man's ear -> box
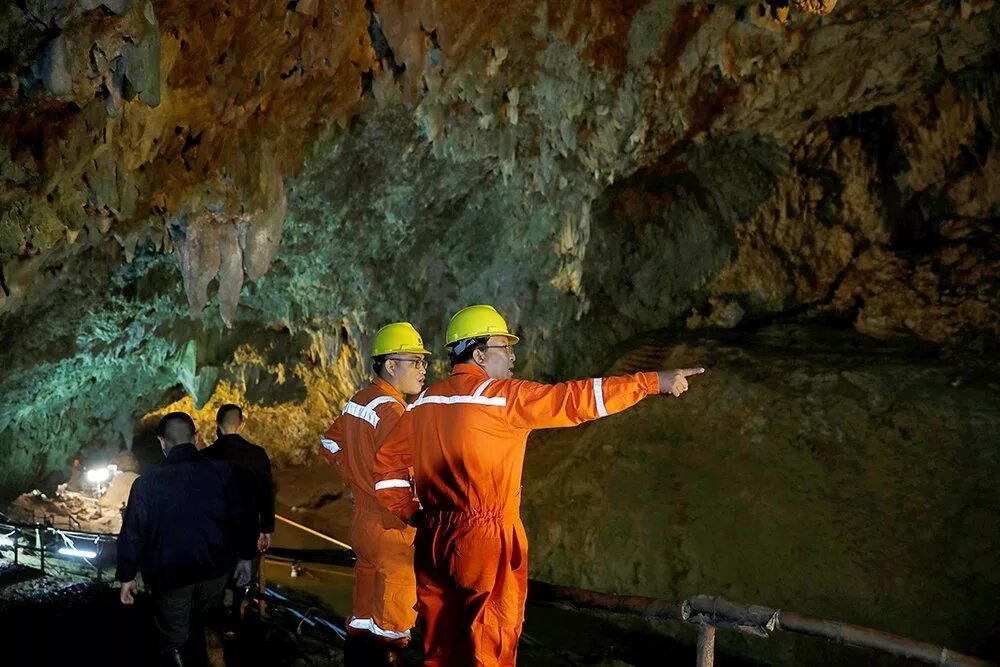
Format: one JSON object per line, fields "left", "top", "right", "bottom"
{"left": 384, "top": 359, "right": 396, "bottom": 378}
{"left": 157, "top": 436, "right": 167, "bottom": 451}
{"left": 472, "top": 348, "right": 486, "bottom": 365}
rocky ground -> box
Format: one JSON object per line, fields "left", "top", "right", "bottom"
{"left": 5, "top": 468, "right": 138, "bottom": 533}
{"left": 0, "top": 560, "right": 911, "bottom": 666}
{"left": 0, "top": 558, "right": 751, "bottom": 666}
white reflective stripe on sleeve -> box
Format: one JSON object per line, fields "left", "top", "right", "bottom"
{"left": 472, "top": 378, "right": 495, "bottom": 398}
{"left": 374, "top": 479, "right": 411, "bottom": 491}
{"left": 593, "top": 377, "right": 608, "bottom": 418}
{"left": 408, "top": 393, "right": 507, "bottom": 409}
{"left": 320, "top": 437, "right": 341, "bottom": 454}
{"left": 348, "top": 617, "right": 411, "bottom": 640}
{"left": 366, "top": 395, "right": 403, "bottom": 411}
{"left": 342, "top": 401, "right": 379, "bottom": 427}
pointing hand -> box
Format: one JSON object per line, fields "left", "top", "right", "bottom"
{"left": 657, "top": 368, "right": 706, "bottom": 397}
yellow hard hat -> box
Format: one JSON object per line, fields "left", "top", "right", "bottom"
{"left": 372, "top": 322, "right": 431, "bottom": 357}
{"left": 445, "top": 305, "right": 520, "bottom": 348}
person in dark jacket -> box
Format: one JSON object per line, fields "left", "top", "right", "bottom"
{"left": 203, "top": 404, "right": 275, "bottom": 550}
{"left": 117, "top": 412, "right": 254, "bottom": 667}
{"left": 202, "top": 403, "right": 275, "bottom": 620}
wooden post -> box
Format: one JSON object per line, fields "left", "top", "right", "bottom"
{"left": 697, "top": 625, "right": 716, "bottom": 667}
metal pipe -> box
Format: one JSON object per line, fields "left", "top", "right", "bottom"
{"left": 776, "top": 611, "right": 994, "bottom": 667}
{"left": 0, "top": 520, "right": 118, "bottom": 540}
{"left": 526, "top": 586, "right": 994, "bottom": 666}
{"left": 527, "top": 580, "right": 686, "bottom": 620}
{"left": 688, "top": 595, "right": 778, "bottom": 636}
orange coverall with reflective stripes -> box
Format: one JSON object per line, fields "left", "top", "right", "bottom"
{"left": 373, "top": 362, "right": 660, "bottom": 666}
{"left": 320, "top": 377, "right": 418, "bottom": 641}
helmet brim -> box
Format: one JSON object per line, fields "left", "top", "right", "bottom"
{"left": 445, "top": 333, "right": 519, "bottom": 349}
{"left": 372, "top": 347, "right": 432, "bottom": 357}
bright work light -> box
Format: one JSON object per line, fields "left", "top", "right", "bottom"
{"left": 58, "top": 547, "right": 97, "bottom": 559}
{"left": 85, "top": 467, "right": 110, "bottom": 484}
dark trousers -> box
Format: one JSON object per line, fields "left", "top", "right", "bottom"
{"left": 153, "top": 573, "right": 228, "bottom": 657}
{"left": 228, "top": 556, "right": 260, "bottom": 624}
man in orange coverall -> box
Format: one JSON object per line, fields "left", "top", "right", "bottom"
{"left": 319, "top": 322, "right": 429, "bottom": 659}
{"left": 373, "top": 304, "right": 704, "bottom": 666}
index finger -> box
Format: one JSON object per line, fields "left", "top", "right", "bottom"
{"left": 679, "top": 367, "right": 706, "bottom": 377}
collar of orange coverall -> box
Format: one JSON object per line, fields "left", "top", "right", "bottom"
{"left": 450, "top": 362, "right": 488, "bottom": 379}
{"left": 371, "top": 375, "right": 406, "bottom": 402}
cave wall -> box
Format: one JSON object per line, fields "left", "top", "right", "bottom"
{"left": 1, "top": 2, "right": 996, "bottom": 490}
{"left": 522, "top": 328, "right": 1000, "bottom": 662}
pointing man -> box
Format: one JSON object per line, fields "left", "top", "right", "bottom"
{"left": 373, "top": 305, "right": 704, "bottom": 666}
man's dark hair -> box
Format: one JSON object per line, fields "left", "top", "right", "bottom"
{"left": 216, "top": 404, "right": 244, "bottom": 429}
{"left": 157, "top": 412, "right": 196, "bottom": 446}
{"left": 371, "top": 354, "right": 389, "bottom": 376}
{"left": 448, "top": 337, "right": 488, "bottom": 367}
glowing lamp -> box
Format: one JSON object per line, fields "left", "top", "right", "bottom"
{"left": 58, "top": 547, "right": 97, "bottom": 559}
{"left": 85, "top": 467, "right": 110, "bottom": 484}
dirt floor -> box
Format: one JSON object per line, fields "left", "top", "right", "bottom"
{"left": 0, "top": 560, "right": 741, "bottom": 667}
{"left": 0, "top": 567, "right": 335, "bottom": 666}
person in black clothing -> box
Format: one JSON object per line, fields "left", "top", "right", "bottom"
{"left": 202, "top": 404, "right": 276, "bottom": 621}
{"left": 117, "top": 412, "right": 254, "bottom": 667}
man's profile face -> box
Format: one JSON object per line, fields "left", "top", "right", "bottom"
{"left": 477, "top": 335, "right": 516, "bottom": 379}
{"left": 386, "top": 354, "right": 427, "bottom": 395}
